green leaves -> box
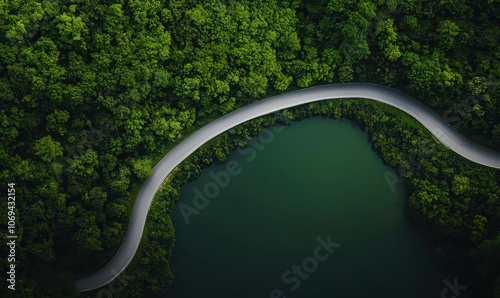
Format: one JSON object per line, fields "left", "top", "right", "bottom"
{"left": 74, "top": 214, "right": 102, "bottom": 251}
{"left": 451, "top": 175, "right": 470, "bottom": 195}
{"left": 186, "top": 4, "right": 210, "bottom": 26}
{"left": 409, "top": 178, "right": 458, "bottom": 233}
{"left": 131, "top": 157, "right": 153, "bottom": 180}
{"left": 5, "top": 20, "right": 27, "bottom": 44}
{"left": 470, "top": 232, "right": 500, "bottom": 269}
{"left": 240, "top": 71, "right": 268, "bottom": 97}
{"left": 376, "top": 18, "right": 401, "bottom": 62}
{"left": 32, "top": 135, "right": 63, "bottom": 163}
{"left": 55, "top": 12, "right": 87, "bottom": 48}
{"left": 46, "top": 109, "right": 69, "bottom": 135}
{"left": 1, "top": 0, "right": 500, "bottom": 296}
{"left": 166, "top": 0, "right": 300, "bottom": 108}
{"left": 470, "top": 215, "right": 487, "bottom": 242}
{"left": 435, "top": 19, "right": 460, "bottom": 50}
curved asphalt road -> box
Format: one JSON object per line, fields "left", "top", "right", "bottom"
{"left": 74, "top": 83, "right": 500, "bottom": 291}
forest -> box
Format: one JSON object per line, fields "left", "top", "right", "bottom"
{"left": 0, "top": 0, "right": 499, "bottom": 297}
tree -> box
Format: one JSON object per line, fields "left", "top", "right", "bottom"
{"left": 110, "top": 166, "right": 131, "bottom": 194}
{"left": 436, "top": 20, "right": 460, "bottom": 50}
{"left": 470, "top": 215, "right": 487, "bottom": 242}
{"left": 409, "top": 179, "right": 457, "bottom": 233}
{"left": 493, "top": 124, "right": 500, "bottom": 149}
{"left": 451, "top": 175, "right": 469, "bottom": 195}
{"left": 46, "top": 109, "right": 70, "bottom": 136}
{"left": 131, "top": 157, "right": 153, "bottom": 180}
{"left": 74, "top": 214, "right": 102, "bottom": 251}
{"left": 32, "top": 136, "right": 63, "bottom": 163}
{"left": 470, "top": 232, "right": 500, "bottom": 271}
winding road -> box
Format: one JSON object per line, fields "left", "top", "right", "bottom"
{"left": 74, "top": 83, "right": 500, "bottom": 292}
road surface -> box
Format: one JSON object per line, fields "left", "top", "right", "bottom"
{"left": 74, "top": 83, "right": 500, "bottom": 292}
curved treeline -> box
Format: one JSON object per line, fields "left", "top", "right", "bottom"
{"left": 0, "top": 0, "right": 499, "bottom": 297}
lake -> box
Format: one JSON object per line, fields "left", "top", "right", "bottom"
{"left": 164, "top": 117, "right": 448, "bottom": 297}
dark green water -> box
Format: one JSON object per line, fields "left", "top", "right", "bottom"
{"left": 165, "top": 117, "right": 448, "bottom": 298}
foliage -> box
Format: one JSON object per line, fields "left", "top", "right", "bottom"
{"left": 1, "top": 0, "right": 499, "bottom": 297}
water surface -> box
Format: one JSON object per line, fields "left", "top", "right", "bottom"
{"left": 165, "top": 117, "right": 447, "bottom": 297}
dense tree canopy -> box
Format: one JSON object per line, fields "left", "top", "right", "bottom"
{"left": 0, "top": 0, "right": 499, "bottom": 297}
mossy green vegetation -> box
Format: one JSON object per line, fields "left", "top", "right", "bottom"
{"left": 1, "top": 0, "right": 499, "bottom": 297}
